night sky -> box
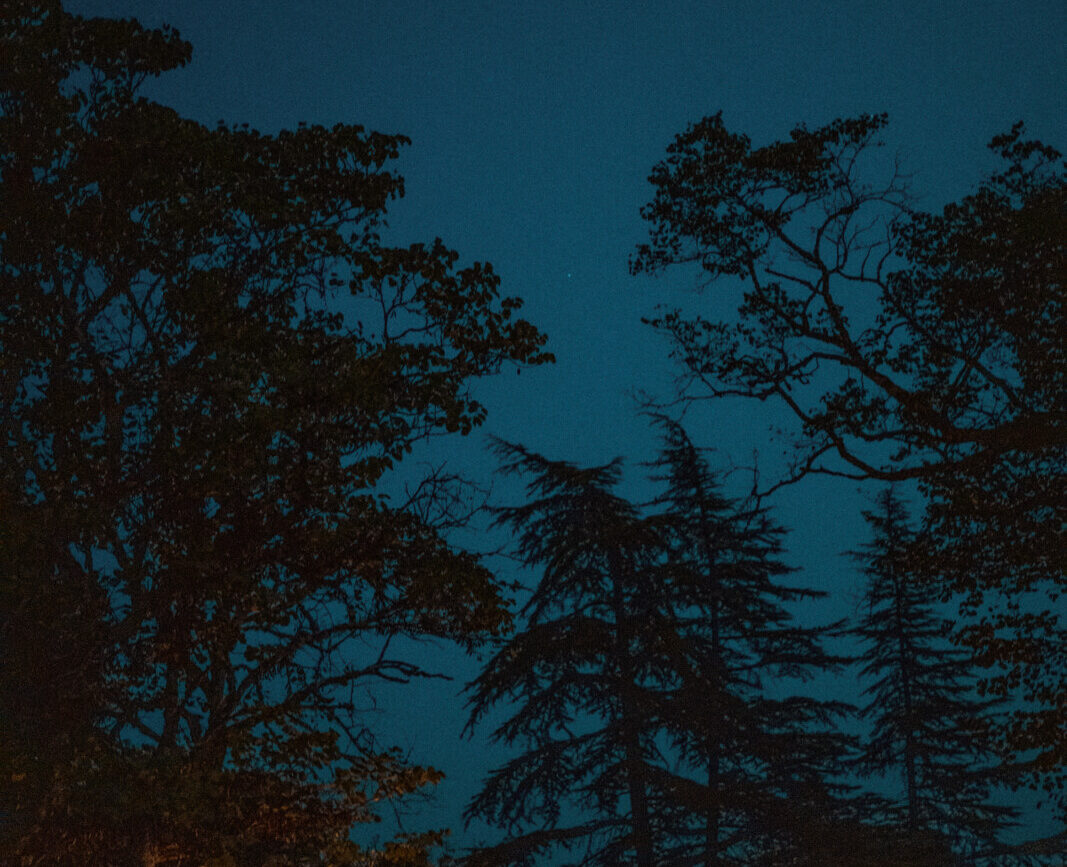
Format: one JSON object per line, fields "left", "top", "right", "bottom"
{"left": 67, "top": 0, "right": 1067, "bottom": 853}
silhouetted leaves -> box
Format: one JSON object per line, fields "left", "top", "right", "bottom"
{"left": 635, "top": 110, "right": 1065, "bottom": 824}
{"left": 463, "top": 441, "right": 665, "bottom": 866}
{"left": 0, "top": 2, "right": 549, "bottom": 863}
{"left": 643, "top": 415, "right": 861, "bottom": 864}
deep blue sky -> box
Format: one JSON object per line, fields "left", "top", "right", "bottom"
{"left": 69, "top": 0, "right": 1066, "bottom": 852}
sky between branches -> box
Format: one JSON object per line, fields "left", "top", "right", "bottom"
{"left": 66, "top": 0, "right": 1067, "bottom": 850}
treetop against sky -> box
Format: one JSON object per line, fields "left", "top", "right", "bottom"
{"left": 7, "top": 0, "right": 1065, "bottom": 861}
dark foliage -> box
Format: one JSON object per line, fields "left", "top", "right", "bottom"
{"left": 633, "top": 111, "right": 1065, "bottom": 821}
{"left": 0, "top": 2, "right": 550, "bottom": 863}
{"left": 642, "top": 415, "right": 861, "bottom": 865}
{"left": 462, "top": 428, "right": 865, "bottom": 866}
{"left": 850, "top": 489, "right": 1020, "bottom": 862}
{"left": 462, "top": 441, "right": 668, "bottom": 866}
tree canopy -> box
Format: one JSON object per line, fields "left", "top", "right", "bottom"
{"left": 462, "top": 441, "right": 667, "bottom": 866}
{"left": 0, "top": 2, "right": 550, "bottom": 863}
{"left": 633, "top": 111, "right": 1065, "bottom": 817}
{"left": 643, "top": 415, "right": 860, "bottom": 865}
{"left": 3, "top": 3, "right": 1064, "bottom": 861}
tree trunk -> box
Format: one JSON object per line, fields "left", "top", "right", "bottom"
{"left": 698, "top": 501, "right": 723, "bottom": 866}
{"left": 610, "top": 551, "right": 655, "bottom": 867}
{"left": 893, "top": 569, "right": 919, "bottom": 830}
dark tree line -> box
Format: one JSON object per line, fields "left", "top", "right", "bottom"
{"left": 458, "top": 98, "right": 1063, "bottom": 867}
{"left": 459, "top": 428, "right": 1039, "bottom": 866}
{"left": 2, "top": 2, "right": 1064, "bottom": 865}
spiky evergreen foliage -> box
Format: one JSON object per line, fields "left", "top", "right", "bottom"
{"left": 851, "top": 488, "right": 1022, "bottom": 863}
{"left": 462, "top": 426, "right": 875, "bottom": 866}
{"left": 643, "top": 415, "right": 863, "bottom": 865}
{"left": 461, "top": 439, "right": 671, "bottom": 866}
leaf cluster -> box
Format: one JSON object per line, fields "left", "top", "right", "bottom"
{"left": 633, "top": 109, "right": 1065, "bottom": 820}
{"left": 1, "top": 3, "right": 551, "bottom": 863}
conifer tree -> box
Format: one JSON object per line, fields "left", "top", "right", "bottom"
{"left": 462, "top": 439, "right": 686, "bottom": 866}
{"left": 633, "top": 112, "right": 1065, "bottom": 812}
{"left": 644, "top": 416, "right": 862, "bottom": 865}
{"left": 463, "top": 428, "right": 871, "bottom": 866}
{"left": 850, "top": 488, "right": 1021, "bottom": 863}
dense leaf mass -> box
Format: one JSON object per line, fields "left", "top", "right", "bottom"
{"left": 633, "top": 111, "right": 1065, "bottom": 819}
{"left": 0, "top": 2, "right": 549, "bottom": 863}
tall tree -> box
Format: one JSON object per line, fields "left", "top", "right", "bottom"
{"left": 463, "top": 430, "right": 872, "bottom": 866}
{"left": 643, "top": 415, "right": 861, "bottom": 866}
{"left": 632, "top": 112, "right": 1065, "bottom": 819}
{"left": 0, "top": 3, "right": 550, "bottom": 864}
{"left": 461, "top": 441, "right": 668, "bottom": 867}
{"left": 850, "top": 488, "right": 1019, "bottom": 862}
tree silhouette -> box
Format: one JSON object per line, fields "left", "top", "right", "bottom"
{"left": 632, "top": 112, "right": 1065, "bottom": 820}
{"left": 462, "top": 441, "right": 668, "bottom": 866}
{"left": 896, "top": 143, "right": 1066, "bottom": 819}
{"left": 850, "top": 489, "right": 1020, "bottom": 863}
{"left": 463, "top": 429, "right": 872, "bottom": 866}
{"left": 643, "top": 415, "right": 861, "bottom": 865}
{"left": 1, "top": 3, "right": 550, "bottom": 863}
